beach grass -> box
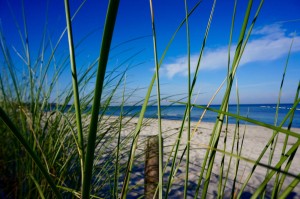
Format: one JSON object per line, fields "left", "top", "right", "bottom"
{"left": 1, "top": 0, "right": 300, "bottom": 198}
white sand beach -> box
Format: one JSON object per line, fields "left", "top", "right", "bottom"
{"left": 117, "top": 117, "right": 300, "bottom": 198}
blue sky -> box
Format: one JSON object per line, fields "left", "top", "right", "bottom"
{"left": 0, "top": 0, "right": 299, "bottom": 105}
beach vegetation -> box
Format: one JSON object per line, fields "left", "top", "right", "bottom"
{"left": 0, "top": 0, "right": 299, "bottom": 198}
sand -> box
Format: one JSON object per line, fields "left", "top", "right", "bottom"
{"left": 116, "top": 117, "right": 300, "bottom": 198}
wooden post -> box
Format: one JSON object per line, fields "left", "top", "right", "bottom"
{"left": 145, "top": 135, "right": 160, "bottom": 199}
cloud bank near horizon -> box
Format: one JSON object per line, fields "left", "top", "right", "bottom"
{"left": 160, "top": 23, "right": 300, "bottom": 78}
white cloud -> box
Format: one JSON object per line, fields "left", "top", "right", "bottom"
{"left": 251, "top": 23, "right": 285, "bottom": 39}
{"left": 161, "top": 23, "right": 300, "bottom": 78}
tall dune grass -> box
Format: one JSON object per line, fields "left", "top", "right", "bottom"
{"left": 0, "top": 0, "right": 300, "bottom": 198}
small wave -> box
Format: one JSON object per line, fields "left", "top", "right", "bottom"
{"left": 260, "top": 106, "right": 271, "bottom": 109}
{"left": 286, "top": 108, "right": 300, "bottom": 111}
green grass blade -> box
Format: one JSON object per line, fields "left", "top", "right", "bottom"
{"left": 149, "top": 0, "right": 163, "bottom": 198}
{"left": 183, "top": 0, "right": 191, "bottom": 198}
{"left": 230, "top": 80, "right": 241, "bottom": 197}
{"left": 0, "top": 107, "right": 62, "bottom": 199}
{"left": 227, "top": 0, "right": 237, "bottom": 78}
{"left": 29, "top": 174, "right": 46, "bottom": 199}
{"left": 164, "top": 109, "right": 188, "bottom": 198}
{"left": 220, "top": 80, "right": 239, "bottom": 199}
{"left": 279, "top": 173, "right": 300, "bottom": 199}
{"left": 64, "top": 0, "right": 85, "bottom": 187}
{"left": 21, "top": 0, "right": 34, "bottom": 115}
{"left": 82, "top": 1, "right": 120, "bottom": 198}
{"left": 113, "top": 75, "right": 126, "bottom": 199}
{"left": 232, "top": 117, "right": 247, "bottom": 198}
{"left": 217, "top": 108, "right": 228, "bottom": 199}
{"left": 275, "top": 81, "right": 300, "bottom": 195}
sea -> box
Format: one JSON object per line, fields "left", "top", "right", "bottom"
{"left": 104, "top": 104, "right": 300, "bottom": 128}
{"left": 47, "top": 103, "right": 300, "bottom": 128}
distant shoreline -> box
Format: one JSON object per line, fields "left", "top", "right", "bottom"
{"left": 44, "top": 103, "right": 300, "bottom": 128}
